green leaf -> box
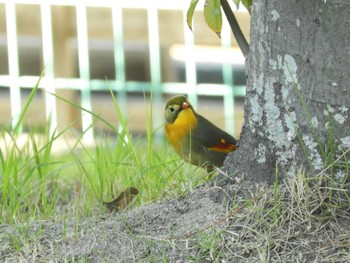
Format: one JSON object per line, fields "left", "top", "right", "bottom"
{"left": 187, "top": 0, "right": 199, "bottom": 31}
{"left": 233, "top": 0, "right": 240, "bottom": 9}
{"left": 204, "top": 0, "right": 222, "bottom": 37}
{"left": 241, "top": 0, "right": 253, "bottom": 11}
{"left": 14, "top": 72, "right": 43, "bottom": 133}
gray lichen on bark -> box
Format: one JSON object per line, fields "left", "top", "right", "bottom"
{"left": 224, "top": 0, "right": 350, "bottom": 183}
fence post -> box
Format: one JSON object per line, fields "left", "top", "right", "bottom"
{"left": 221, "top": 21, "right": 235, "bottom": 135}
{"left": 76, "top": 1, "right": 93, "bottom": 143}
{"left": 112, "top": 3, "right": 127, "bottom": 136}
{"left": 147, "top": 4, "right": 163, "bottom": 135}
{"left": 182, "top": 7, "right": 198, "bottom": 108}
{"left": 41, "top": 2, "right": 57, "bottom": 136}
{"left": 5, "top": 1, "right": 21, "bottom": 132}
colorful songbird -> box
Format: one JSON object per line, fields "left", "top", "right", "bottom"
{"left": 164, "top": 95, "right": 238, "bottom": 175}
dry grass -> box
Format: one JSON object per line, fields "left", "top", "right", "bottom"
{"left": 211, "top": 173, "right": 350, "bottom": 262}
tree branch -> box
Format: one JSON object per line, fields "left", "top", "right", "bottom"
{"left": 220, "top": 0, "right": 249, "bottom": 58}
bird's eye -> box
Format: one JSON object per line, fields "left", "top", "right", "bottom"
{"left": 169, "top": 106, "right": 175, "bottom": 112}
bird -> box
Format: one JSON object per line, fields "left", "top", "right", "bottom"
{"left": 104, "top": 187, "right": 139, "bottom": 212}
{"left": 164, "top": 95, "right": 238, "bottom": 176}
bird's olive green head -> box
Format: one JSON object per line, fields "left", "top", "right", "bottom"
{"left": 164, "top": 95, "right": 192, "bottom": 124}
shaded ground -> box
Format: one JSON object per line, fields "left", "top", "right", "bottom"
{"left": 1, "top": 176, "right": 350, "bottom": 262}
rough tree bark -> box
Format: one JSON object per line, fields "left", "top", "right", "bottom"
{"left": 224, "top": 0, "right": 350, "bottom": 184}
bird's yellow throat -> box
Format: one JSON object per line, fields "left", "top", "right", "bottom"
{"left": 165, "top": 108, "right": 197, "bottom": 151}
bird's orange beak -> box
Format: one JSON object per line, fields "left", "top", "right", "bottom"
{"left": 181, "top": 101, "right": 190, "bottom": 110}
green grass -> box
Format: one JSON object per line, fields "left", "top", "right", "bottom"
{"left": 0, "top": 82, "right": 207, "bottom": 224}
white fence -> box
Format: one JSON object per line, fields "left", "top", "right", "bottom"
{"left": 0, "top": 0, "right": 246, "bottom": 142}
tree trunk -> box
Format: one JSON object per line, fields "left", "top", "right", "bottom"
{"left": 224, "top": 0, "right": 350, "bottom": 184}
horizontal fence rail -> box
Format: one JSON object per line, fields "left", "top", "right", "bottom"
{"left": 0, "top": 0, "right": 246, "bottom": 142}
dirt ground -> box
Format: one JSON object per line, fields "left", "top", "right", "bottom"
{"left": 1, "top": 178, "right": 350, "bottom": 262}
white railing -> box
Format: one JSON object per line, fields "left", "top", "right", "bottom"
{"left": 0, "top": 0, "right": 246, "bottom": 142}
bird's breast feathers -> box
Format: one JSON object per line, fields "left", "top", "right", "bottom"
{"left": 165, "top": 108, "right": 197, "bottom": 151}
